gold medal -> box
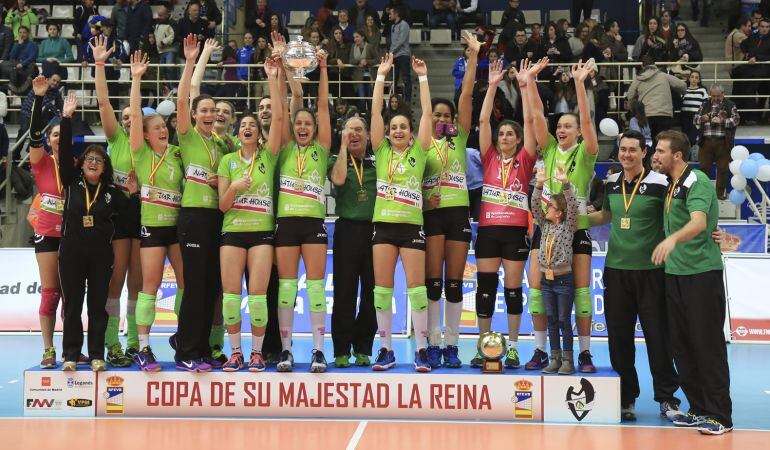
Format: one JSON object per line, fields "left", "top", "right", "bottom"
{"left": 440, "top": 172, "right": 449, "bottom": 183}
{"left": 621, "top": 167, "right": 645, "bottom": 227}
{"left": 83, "top": 182, "right": 101, "bottom": 229}
{"left": 544, "top": 268, "right": 554, "bottom": 280}
{"left": 82, "top": 215, "right": 94, "bottom": 227}
{"left": 149, "top": 189, "right": 159, "bottom": 201}
{"left": 384, "top": 188, "right": 395, "bottom": 201}
{"left": 357, "top": 189, "right": 369, "bottom": 202}
{"left": 294, "top": 181, "right": 305, "bottom": 192}
{"left": 620, "top": 217, "right": 631, "bottom": 230}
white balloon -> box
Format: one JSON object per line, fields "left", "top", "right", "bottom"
{"left": 599, "top": 118, "right": 619, "bottom": 137}
{"left": 729, "top": 160, "right": 743, "bottom": 176}
{"left": 156, "top": 100, "right": 176, "bottom": 117}
{"left": 731, "top": 175, "right": 747, "bottom": 190}
{"left": 731, "top": 145, "right": 750, "bottom": 161}
{"left": 758, "top": 165, "right": 770, "bottom": 182}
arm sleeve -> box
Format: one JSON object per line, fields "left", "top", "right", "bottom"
{"left": 58, "top": 116, "right": 75, "bottom": 186}
{"left": 28, "top": 94, "right": 44, "bottom": 148}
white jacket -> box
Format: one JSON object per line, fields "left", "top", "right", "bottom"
{"left": 155, "top": 22, "right": 176, "bottom": 54}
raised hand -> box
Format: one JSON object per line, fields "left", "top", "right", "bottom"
{"left": 535, "top": 165, "right": 547, "bottom": 187}
{"left": 555, "top": 167, "right": 569, "bottom": 185}
{"left": 571, "top": 59, "right": 592, "bottom": 83}
{"left": 488, "top": 59, "right": 504, "bottom": 85}
{"left": 528, "top": 57, "right": 550, "bottom": 78}
{"left": 126, "top": 170, "right": 139, "bottom": 195}
{"left": 203, "top": 38, "right": 221, "bottom": 53}
{"left": 513, "top": 58, "right": 531, "bottom": 85}
{"left": 183, "top": 34, "right": 200, "bottom": 61}
{"left": 316, "top": 49, "right": 328, "bottom": 69}
{"left": 129, "top": 50, "right": 149, "bottom": 79}
{"left": 271, "top": 31, "right": 287, "bottom": 57}
{"left": 462, "top": 30, "right": 483, "bottom": 55}
{"left": 377, "top": 53, "right": 394, "bottom": 76}
{"left": 412, "top": 56, "right": 427, "bottom": 77}
{"left": 88, "top": 34, "right": 114, "bottom": 63}
{"left": 32, "top": 75, "right": 48, "bottom": 96}
{"left": 340, "top": 129, "right": 350, "bottom": 149}
{"left": 62, "top": 92, "right": 78, "bottom": 118}
{"left": 263, "top": 57, "right": 278, "bottom": 78}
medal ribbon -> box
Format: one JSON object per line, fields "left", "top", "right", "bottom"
{"left": 545, "top": 224, "right": 557, "bottom": 266}
{"left": 196, "top": 130, "right": 217, "bottom": 169}
{"left": 622, "top": 167, "right": 645, "bottom": 217}
{"left": 350, "top": 154, "right": 365, "bottom": 190}
{"left": 500, "top": 154, "right": 514, "bottom": 189}
{"left": 296, "top": 144, "right": 309, "bottom": 179}
{"left": 387, "top": 147, "right": 410, "bottom": 185}
{"left": 431, "top": 137, "right": 449, "bottom": 183}
{"left": 149, "top": 147, "right": 170, "bottom": 186}
{"left": 84, "top": 182, "right": 102, "bottom": 216}
{"left": 666, "top": 164, "right": 688, "bottom": 214}
{"left": 239, "top": 148, "right": 258, "bottom": 178}
{"left": 51, "top": 155, "right": 63, "bottom": 194}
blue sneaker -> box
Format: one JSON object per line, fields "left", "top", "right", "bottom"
{"left": 443, "top": 345, "right": 462, "bottom": 368}
{"left": 660, "top": 401, "right": 686, "bottom": 421}
{"left": 175, "top": 359, "right": 212, "bottom": 373}
{"left": 697, "top": 419, "right": 733, "bottom": 435}
{"left": 672, "top": 413, "right": 707, "bottom": 427}
{"left": 524, "top": 349, "right": 549, "bottom": 370}
{"left": 427, "top": 345, "right": 442, "bottom": 368}
{"left": 414, "top": 348, "right": 431, "bottom": 373}
{"left": 372, "top": 347, "right": 396, "bottom": 371}
{"left": 222, "top": 352, "right": 244, "bottom": 372}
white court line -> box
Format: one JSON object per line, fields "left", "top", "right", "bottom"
{"left": 346, "top": 420, "right": 368, "bottom": 450}
{"left": 7, "top": 380, "right": 17, "bottom": 384}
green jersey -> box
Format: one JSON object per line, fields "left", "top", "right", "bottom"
{"left": 134, "top": 144, "right": 185, "bottom": 227}
{"left": 328, "top": 151, "right": 376, "bottom": 221}
{"left": 215, "top": 132, "right": 240, "bottom": 154}
{"left": 218, "top": 148, "right": 278, "bottom": 232}
{"left": 277, "top": 140, "right": 330, "bottom": 219}
{"left": 422, "top": 125, "right": 470, "bottom": 209}
{"left": 540, "top": 135, "right": 598, "bottom": 230}
{"left": 107, "top": 127, "right": 134, "bottom": 198}
{"left": 663, "top": 166, "right": 723, "bottom": 275}
{"left": 178, "top": 128, "right": 225, "bottom": 209}
{"left": 373, "top": 140, "right": 427, "bottom": 226}
{"left": 603, "top": 170, "right": 668, "bottom": 270}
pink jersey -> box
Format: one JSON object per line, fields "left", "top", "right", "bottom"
{"left": 31, "top": 153, "right": 65, "bottom": 237}
{"left": 479, "top": 146, "right": 536, "bottom": 227}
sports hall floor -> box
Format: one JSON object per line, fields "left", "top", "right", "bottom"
{"left": 0, "top": 335, "right": 767, "bottom": 449}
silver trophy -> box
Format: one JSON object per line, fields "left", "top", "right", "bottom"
{"left": 282, "top": 36, "right": 318, "bottom": 80}
{"left": 477, "top": 331, "right": 506, "bottom": 373}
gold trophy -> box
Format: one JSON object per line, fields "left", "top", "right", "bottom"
{"left": 478, "top": 331, "right": 506, "bottom": 374}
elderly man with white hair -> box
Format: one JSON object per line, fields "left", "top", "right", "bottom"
{"left": 693, "top": 84, "right": 740, "bottom": 200}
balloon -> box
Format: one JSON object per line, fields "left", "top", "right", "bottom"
{"left": 156, "top": 100, "right": 176, "bottom": 117}
{"left": 728, "top": 189, "right": 746, "bottom": 205}
{"left": 730, "top": 175, "right": 747, "bottom": 190}
{"left": 759, "top": 159, "right": 770, "bottom": 167}
{"left": 758, "top": 165, "right": 770, "bottom": 182}
{"left": 731, "top": 145, "right": 750, "bottom": 161}
{"left": 740, "top": 159, "right": 759, "bottom": 179}
{"left": 599, "top": 118, "right": 619, "bottom": 137}
{"left": 729, "top": 160, "right": 743, "bottom": 176}
{"left": 142, "top": 106, "right": 157, "bottom": 115}
{"left": 749, "top": 153, "right": 765, "bottom": 162}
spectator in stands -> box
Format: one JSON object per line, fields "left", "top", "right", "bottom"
{"left": 19, "top": 72, "right": 61, "bottom": 139}
{"left": 382, "top": 1, "right": 411, "bottom": 41}
{"left": 627, "top": 100, "right": 653, "bottom": 152}
{"left": 626, "top": 54, "right": 686, "bottom": 144}
{"left": 138, "top": 32, "right": 161, "bottom": 102}
{"left": 166, "top": 112, "right": 177, "bottom": 145}
{"left": 388, "top": 6, "right": 412, "bottom": 101}
{"left": 475, "top": 25, "right": 495, "bottom": 60}
{"left": 503, "top": 29, "right": 536, "bottom": 70}
{"left": 318, "top": 0, "right": 337, "bottom": 36}
{"left": 349, "top": 29, "right": 378, "bottom": 112}
{"left": 497, "top": 64, "right": 522, "bottom": 121}
{"left": 199, "top": 0, "right": 222, "bottom": 33}
{"left": 734, "top": 17, "right": 770, "bottom": 124}
{"left": 452, "top": 45, "right": 470, "bottom": 102}
{"left": 498, "top": 0, "right": 526, "bottom": 52}
{"left": 457, "top": 0, "right": 480, "bottom": 30}
{"left": 569, "top": 22, "right": 589, "bottom": 60}
{"left": 587, "top": 20, "right": 627, "bottom": 92}
{"left": 477, "top": 46, "right": 504, "bottom": 82}
{"left": 248, "top": 0, "right": 273, "bottom": 41}
{"left": 328, "top": 26, "right": 352, "bottom": 97}
{"left": 694, "top": 84, "right": 739, "bottom": 199}
{"left": 680, "top": 70, "right": 708, "bottom": 151}
{"left": 266, "top": 14, "right": 289, "bottom": 45}
{"left": 125, "top": 0, "right": 153, "bottom": 53}
{"left": 111, "top": 0, "right": 129, "bottom": 41}
{"left": 85, "top": 19, "right": 127, "bottom": 110}
{"left": 384, "top": 93, "right": 410, "bottom": 119}
{"left": 237, "top": 32, "right": 255, "bottom": 82}
{"left": 75, "top": 0, "right": 98, "bottom": 40}
{"left": 725, "top": 15, "right": 751, "bottom": 66}
{"left": 430, "top": 0, "right": 457, "bottom": 37}
{"left": 4, "top": 0, "right": 36, "bottom": 40}
{"left": 667, "top": 23, "right": 702, "bottom": 73}
{"left": 529, "top": 23, "right": 543, "bottom": 46}
{"left": 466, "top": 146, "right": 482, "bottom": 220}
{"left": 37, "top": 24, "right": 73, "bottom": 81}
{"left": 155, "top": 5, "right": 177, "bottom": 89}
{"left": 0, "top": 89, "right": 7, "bottom": 123}
{"left": 177, "top": 2, "right": 211, "bottom": 52}
{"left": 337, "top": 10, "right": 355, "bottom": 43}
{"left": 349, "top": 0, "right": 381, "bottom": 31}
{"left": 600, "top": 19, "right": 628, "bottom": 62}
{"left": 537, "top": 22, "right": 573, "bottom": 71}
{"left": 751, "top": 9, "right": 762, "bottom": 33}
{"left": 302, "top": 17, "right": 328, "bottom": 47}
{"left": 571, "top": 0, "right": 593, "bottom": 26}
{"left": 4, "top": 25, "right": 36, "bottom": 93}
{"left": 557, "top": 18, "right": 571, "bottom": 38}
{"left": 250, "top": 35, "right": 269, "bottom": 98}
{"left": 308, "top": 30, "right": 323, "bottom": 50}
{"left": 0, "top": 23, "right": 12, "bottom": 62}
{"left": 659, "top": 9, "right": 674, "bottom": 41}
{"left": 588, "top": 68, "right": 609, "bottom": 129}
{"left": 632, "top": 16, "right": 667, "bottom": 61}
{"left": 364, "top": 14, "right": 382, "bottom": 50}
{"left": 550, "top": 68, "right": 576, "bottom": 130}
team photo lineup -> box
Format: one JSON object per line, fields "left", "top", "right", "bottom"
{"left": 16, "top": 4, "right": 738, "bottom": 439}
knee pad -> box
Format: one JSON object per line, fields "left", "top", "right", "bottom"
{"left": 38, "top": 288, "right": 60, "bottom": 317}
{"left": 135, "top": 291, "right": 157, "bottom": 327}
{"left": 574, "top": 287, "right": 593, "bottom": 318}
{"left": 528, "top": 288, "right": 544, "bottom": 315}
{"left": 248, "top": 295, "right": 268, "bottom": 328}
{"left": 426, "top": 278, "right": 443, "bottom": 301}
{"left": 174, "top": 288, "right": 184, "bottom": 316}
{"left": 374, "top": 286, "right": 394, "bottom": 311}
{"left": 222, "top": 293, "right": 242, "bottom": 326}
{"left": 278, "top": 279, "right": 298, "bottom": 309}
{"left": 407, "top": 286, "right": 428, "bottom": 312}
{"left": 445, "top": 279, "right": 463, "bottom": 303}
{"left": 475, "top": 272, "right": 499, "bottom": 319}
{"left": 306, "top": 279, "right": 326, "bottom": 313}
{"left": 105, "top": 297, "right": 120, "bottom": 317}
{"left": 505, "top": 287, "right": 524, "bottom": 315}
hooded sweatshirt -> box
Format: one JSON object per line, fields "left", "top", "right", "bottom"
{"left": 626, "top": 66, "right": 686, "bottom": 118}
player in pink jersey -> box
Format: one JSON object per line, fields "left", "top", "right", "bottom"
{"left": 470, "top": 60, "right": 538, "bottom": 368}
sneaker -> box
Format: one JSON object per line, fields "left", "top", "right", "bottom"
{"left": 578, "top": 350, "right": 597, "bottom": 373}
{"left": 697, "top": 419, "right": 733, "bottom": 435}
{"left": 277, "top": 350, "right": 294, "bottom": 372}
{"left": 673, "top": 413, "right": 708, "bottom": 427}
{"left": 90, "top": 359, "right": 106, "bottom": 372}
{"left": 175, "top": 359, "right": 212, "bottom": 373}
{"left": 470, "top": 352, "right": 484, "bottom": 368}
{"left": 168, "top": 333, "right": 178, "bottom": 351}
{"left": 40, "top": 347, "right": 57, "bottom": 369}
{"left": 443, "top": 345, "right": 462, "bottom": 368}
{"left": 660, "top": 401, "right": 686, "bottom": 421}
{"left": 135, "top": 347, "right": 162, "bottom": 372}
{"left": 125, "top": 347, "right": 139, "bottom": 360}
{"left": 248, "top": 352, "right": 266, "bottom": 372}
{"left": 558, "top": 350, "right": 576, "bottom": 375}
{"left": 202, "top": 355, "right": 224, "bottom": 370}
{"left": 621, "top": 403, "right": 637, "bottom": 422}
{"left": 542, "top": 350, "right": 562, "bottom": 374}
{"left": 334, "top": 355, "right": 351, "bottom": 368}
{"left": 525, "top": 349, "right": 549, "bottom": 370}
{"left": 311, "top": 350, "right": 327, "bottom": 373}
{"left": 353, "top": 353, "right": 371, "bottom": 367}
{"left": 211, "top": 345, "right": 228, "bottom": 366}
{"left": 265, "top": 352, "right": 280, "bottom": 366}
{"left": 372, "top": 348, "right": 396, "bottom": 371}
{"left": 504, "top": 347, "right": 520, "bottom": 369}
{"left": 106, "top": 344, "right": 133, "bottom": 368}
{"left": 222, "top": 352, "right": 244, "bottom": 372}
{"left": 414, "top": 348, "right": 431, "bottom": 373}
{"left": 427, "top": 346, "right": 443, "bottom": 368}
{"left": 62, "top": 361, "right": 77, "bottom": 371}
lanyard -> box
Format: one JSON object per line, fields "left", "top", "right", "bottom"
{"left": 296, "top": 144, "right": 309, "bottom": 179}
{"left": 84, "top": 182, "right": 101, "bottom": 215}
{"left": 239, "top": 148, "right": 258, "bottom": 178}
{"left": 350, "top": 154, "right": 365, "bottom": 190}
{"left": 666, "top": 164, "right": 688, "bottom": 214}
{"left": 195, "top": 130, "right": 218, "bottom": 169}
{"left": 51, "top": 155, "right": 63, "bottom": 194}
{"left": 387, "top": 147, "right": 410, "bottom": 185}
{"left": 431, "top": 137, "right": 449, "bottom": 173}
{"left": 149, "top": 147, "right": 169, "bottom": 186}
{"left": 500, "top": 153, "right": 514, "bottom": 189}
{"left": 545, "top": 224, "right": 557, "bottom": 265}
{"left": 622, "top": 167, "right": 645, "bottom": 216}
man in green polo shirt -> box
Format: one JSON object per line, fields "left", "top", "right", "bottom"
{"left": 589, "top": 130, "right": 682, "bottom": 423}
{"left": 328, "top": 117, "right": 378, "bottom": 369}
{"left": 651, "top": 130, "right": 733, "bottom": 436}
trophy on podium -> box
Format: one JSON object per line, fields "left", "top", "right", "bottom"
{"left": 282, "top": 36, "right": 319, "bottom": 80}
{"left": 477, "top": 331, "right": 506, "bottom": 374}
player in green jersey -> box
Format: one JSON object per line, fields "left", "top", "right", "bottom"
{"left": 191, "top": 55, "right": 240, "bottom": 155}
{"left": 127, "top": 50, "right": 185, "bottom": 372}
{"left": 91, "top": 34, "right": 136, "bottom": 367}
{"left": 525, "top": 58, "right": 600, "bottom": 372}
{"left": 369, "top": 53, "right": 434, "bottom": 372}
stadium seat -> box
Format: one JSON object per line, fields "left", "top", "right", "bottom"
{"left": 50, "top": 5, "right": 71, "bottom": 19}
{"left": 288, "top": 11, "right": 310, "bottom": 28}
{"left": 522, "top": 10, "right": 541, "bottom": 25}
{"left": 61, "top": 24, "right": 74, "bottom": 39}
{"left": 549, "top": 10, "right": 570, "bottom": 23}
{"left": 99, "top": 5, "right": 114, "bottom": 18}
{"left": 429, "top": 29, "right": 452, "bottom": 45}
{"left": 36, "top": 25, "right": 47, "bottom": 38}
{"left": 591, "top": 9, "right": 602, "bottom": 21}
{"left": 67, "top": 67, "right": 80, "bottom": 82}
{"left": 490, "top": 11, "right": 504, "bottom": 26}
{"left": 409, "top": 29, "right": 422, "bottom": 45}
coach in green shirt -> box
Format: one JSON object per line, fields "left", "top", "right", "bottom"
{"left": 328, "top": 116, "right": 378, "bottom": 369}
{"left": 589, "top": 130, "right": 681, "bottom": 423}
{"left": 651, "top": 130, "right": 732, "bottom": 436}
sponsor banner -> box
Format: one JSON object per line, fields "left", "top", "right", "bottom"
{"left": 542, "top": 375, "right": 620, "bottom": 423}
{"left": 719, "top": 224, "right": 767, "bottom": 254}
{"left": 725, "top": 255, "right": 770, "bottom": 341}
{"left": 96, "top": 370, "right": 543, "bottom": 420}
{"left": 23, "top": 370, "right": 96, "bottom": 417}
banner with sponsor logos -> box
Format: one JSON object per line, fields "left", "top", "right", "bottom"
{"left": 23, "top": 371, "right": 96, "bottom": 417}
{"left": 542, "top": 372, "right": 620, "bottom": 423}
{"left": 724, "top": 255, "right": 770, "bottom": 341}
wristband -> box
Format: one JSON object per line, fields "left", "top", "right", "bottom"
{"left": 376, "top": 74, "right": 386, "bottom": 82}
{"left": 518, "top": 83, "right": 527, "bottom": 88}
{"left": 418, "top": 75, "right": 428, "bottom": 83}
{"left": 95, "top": 61, "right": 105, "bottom": 67}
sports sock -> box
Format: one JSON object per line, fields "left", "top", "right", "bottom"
{"left": 535, "top": 330, "right": 547, "bottom": 352}
{"left": 311, "top": 311, "right": 325, "bottom": 351}
{"left": 105, "top": 316, "right": 120, "bottom": 348}
{"left": 139, "top": 334, "right": 150, "bottom": 351}
{"left": 507, "top": 339, "right": 518, "bottom": 350}
{"left": 579, "top": 336, "right": 590, "bottom": 352}
{"left": 228, "top": 331, "right": 241, "bottom": 355}
{"left": 252, "top": 335, "right": 265, "bottom": 353}
{"left": 444, "top": 301, "right": 463, "bottom": 346}
{"left": 412, "top": 310, "right": 428, "bottom": 350}
{"left": 427, "top": 300, "right": 442, "bottom": 345}
{"left": 277, "top": 307, "right": 294, "bottom": 351}
{"left": 376, "top": 310, "right": 393, "bottom": 350}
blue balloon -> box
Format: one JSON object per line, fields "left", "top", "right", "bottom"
{"left": 749, "top": 153, "right": 765, "bottom": 161}
{"left": 729, "top": 189, "right": 746, "bottom": 205}
{"left": 142, "top": 107, "right": 157, "bottom": 115}
{"left": 760, "top": 159, "right": 770, "bottom": 167}
{"left": 741, "top": 159, "right": 759, "bottom": 179}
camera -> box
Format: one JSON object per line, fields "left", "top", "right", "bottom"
{"left": 435, "top": 122, "right": 458, "bottom": 137}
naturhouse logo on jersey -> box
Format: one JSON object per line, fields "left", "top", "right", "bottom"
{"left": 104, "top": 376, "right": 125, "bottom": 414}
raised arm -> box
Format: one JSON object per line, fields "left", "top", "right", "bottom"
{"left": 264, "top": 57, "right": 283, "bottom": 157}
{"left": 531, "top": 165, "right": 547, "bottom": 224}
{"left": 330, "top": 130, "right": 350, "bottom": 186}
{"left": 129, "top": 51, "right": 149, "bottom": 152}
{"left": 413, "top": 56, "right": 433, "bottom": 151}
{"left": 90, "top": 35, "right": 119, "bottom": 139}
{"left": 458, "top": 30, "right": 481, "bottom": 132}
{"left": 28, "top": 76, "right": 49, "bottom": 165}
{"left": 479, "top": 60, "right": 503, "bottom": 157}
{"left": 191, "top": 38, "right": 220, "bottom": 103}
{"left": 571, "top": 60, "right": 598, "bottom": 155}
{"left": 370, "top": 52, "right": 393, "bottom": 149}
{"left": 270, "top": 31, "right": 295, "bottom": 147}
{"left": 58, "top": 94, "right": 77, "bottom": 187}
{"left": 516, "top": 60, "right": 537, "bottom": 158}
{"left": 177, "top": 34, "right": 201, "bottom": 136}
{"left": 316, "top": 49, "right": 331, "bottom": 149}
{"left": 525, "top": 57, "right": 551, "bottom": 150}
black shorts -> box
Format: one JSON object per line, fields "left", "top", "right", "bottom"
{"left": 531, "top": 226, "right": 593, "bottom": 256}
{"left": 221, "top": 231, "right": 274, "bottom": 249}
{"left": 114, "top": 208, "right": 141, "bottom": 240}
{"left": 372, "top": 222, "right": 426, "bottom": 250}
{"left": 273, "top": 217, "right": 328, "bottom": 247}
{"left": 474, "top": 226, "right": 529, "bottom": 261}
{"left": 33, "top": 235, "right": 60, "bottom": 253}
{"left": 140, "top": 226, "right": 179, "bottom": 248}
{"left": 423, "top": 206, "right": 472, "bottom": 242}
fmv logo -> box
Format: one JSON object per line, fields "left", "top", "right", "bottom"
{"left": 26, "top": 398, "right": 54, "bottom": 408}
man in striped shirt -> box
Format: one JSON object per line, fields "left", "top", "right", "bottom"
{"left": 694, "top": 84, "right": 740, "bottom": 200}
